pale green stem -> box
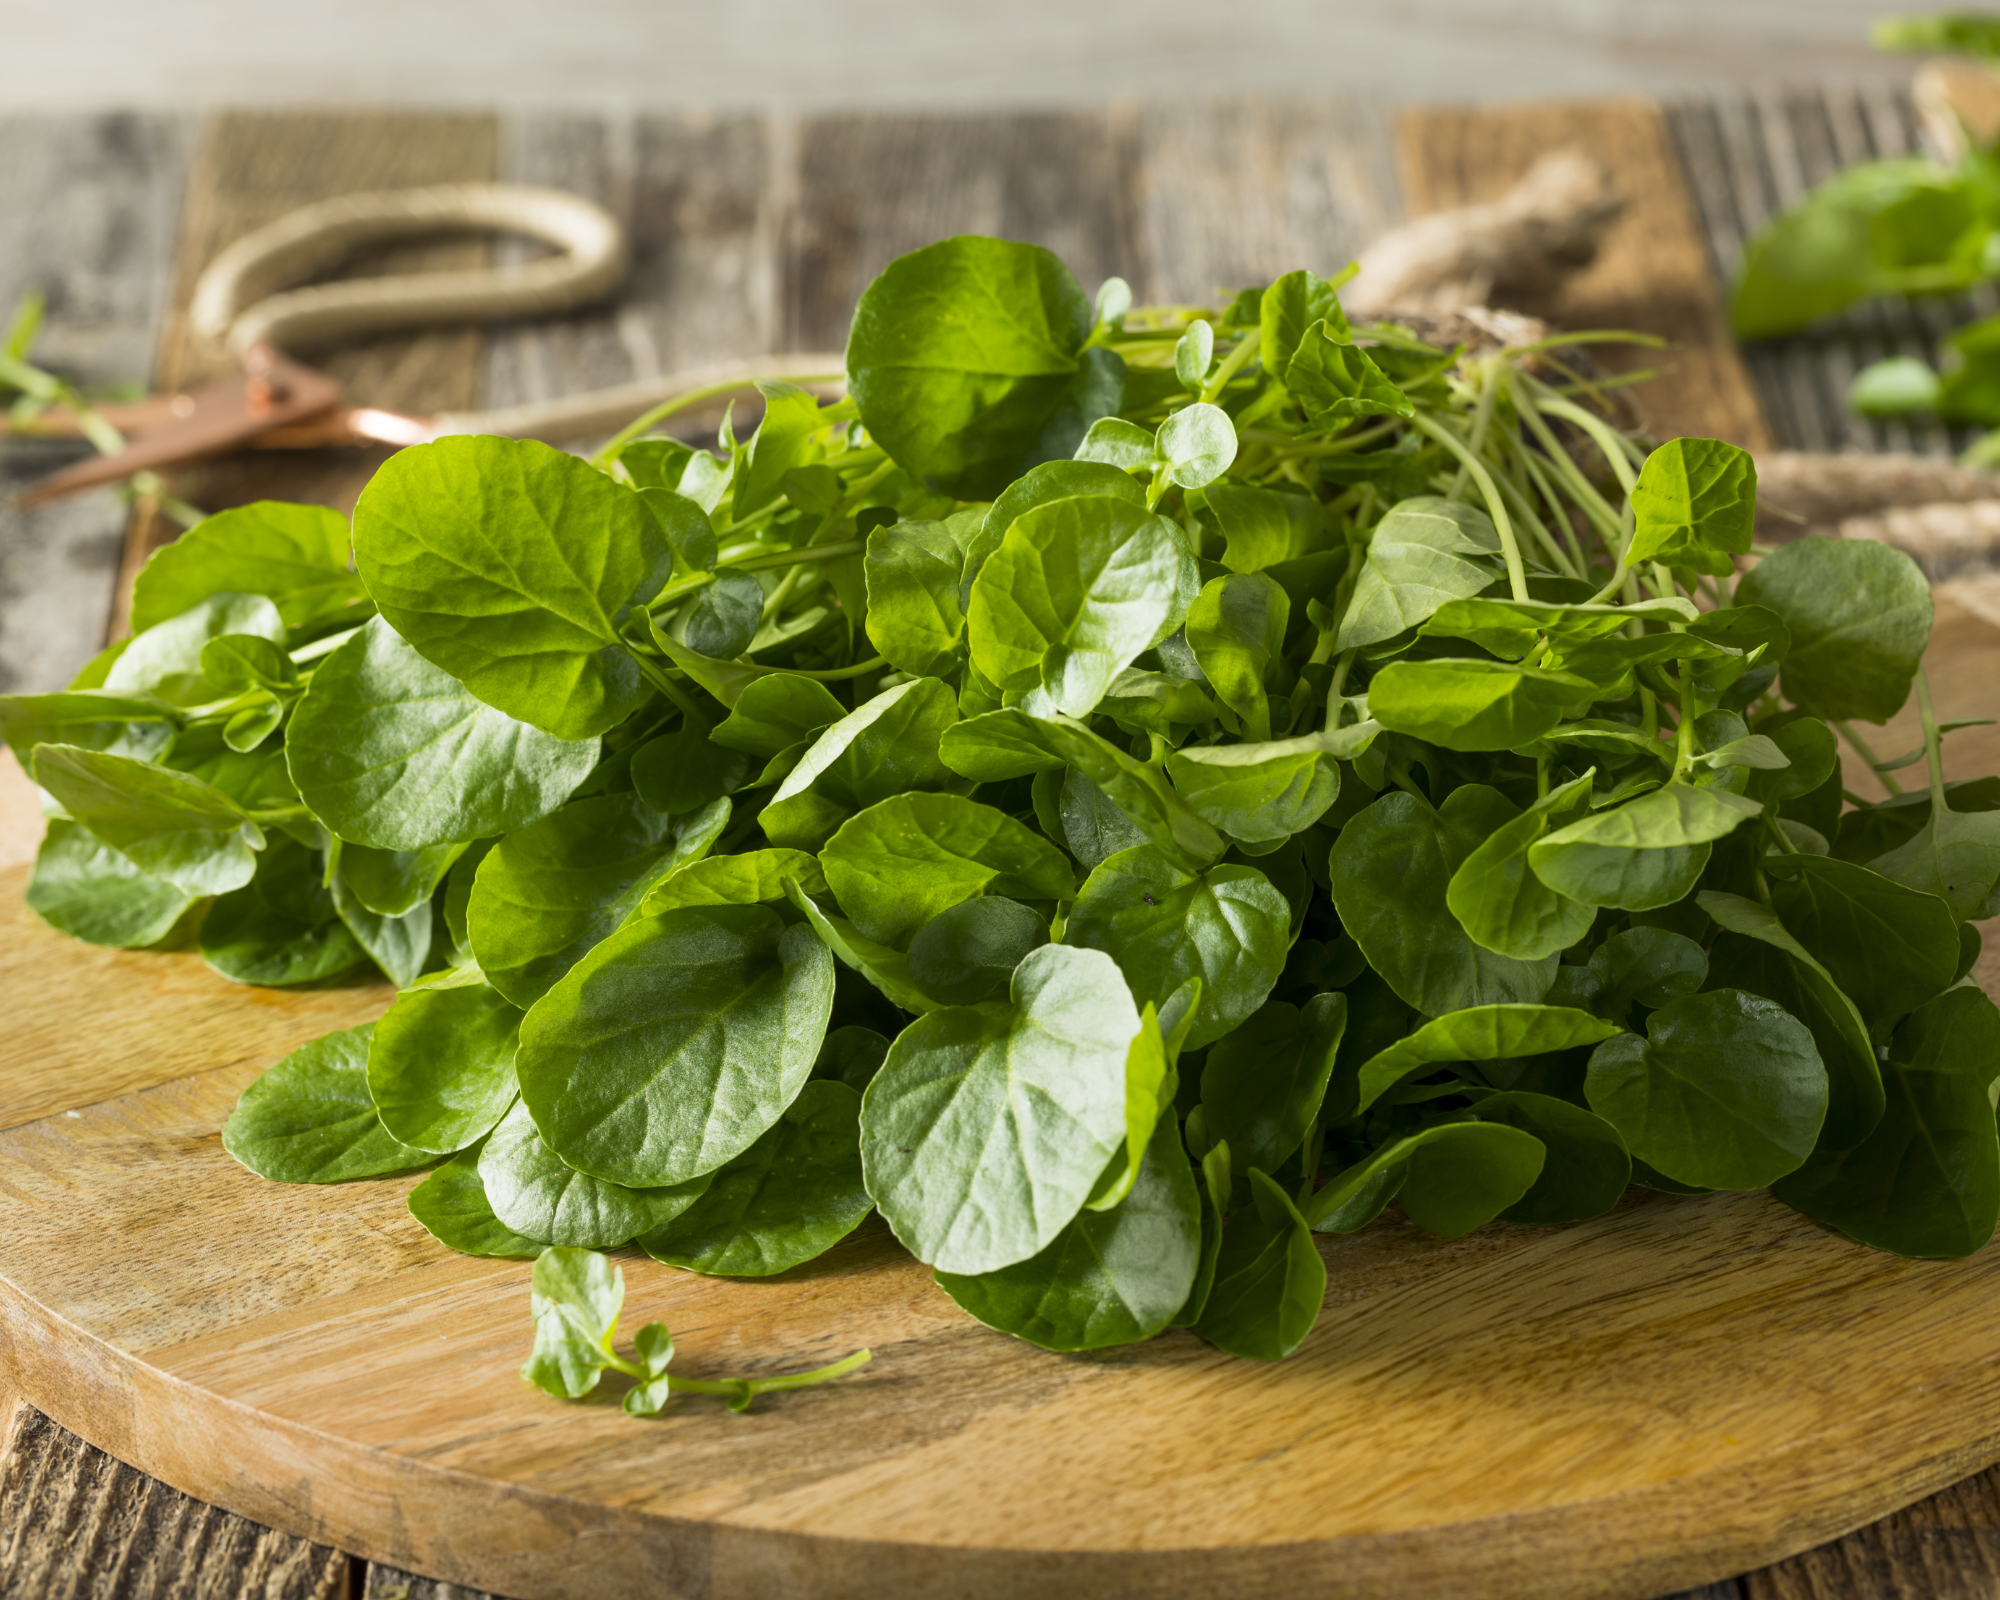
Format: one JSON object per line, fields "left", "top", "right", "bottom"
{"left": 1406, "top": 412, "right": 1529, "bottom": 602}
{"left": 1199, "top": 333, "right": 1258, "bottom": 403}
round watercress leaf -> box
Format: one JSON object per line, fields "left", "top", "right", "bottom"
{"left": 1336, "top": 495, "right": 1504, "bottom": 653}
{"left": 515, "top": 903, "right": 836, "bottom": 1187}
{"left": 478, "top": 1101, "right": 710, "bottom": 1248}
{"left": 1063, "top": 844, "right": 1291, "bottom": 1050}
{"left": 864, "top": 517, "right": 969, "bottom": 678}
{"left": 0, "top": 689, "right": 176, "bottom": 772}
{"left": 1469, "top": 1092, "right": 1631, "bottom": 1225}
{"left": 199, "top": 838, "right": 369, "bottom": 987}
{"left": 331, "top": 877, "right": 431, "bottom": 988}
{"left": 1165, "top": 733, "right": 1343, "bottom": 846}
{"left": 129, "top": 500, "right": 363, "bottom": 635}
{"left": 846, "top": 235, "right": 1090, "bottom": 497}
{"left": 1773, "top": 985, "right": 2000, "bottom": 1258}
{"left": 26, "top": 818, "right": 195, "bottom": 948}
{"left": 406, "top": 1136, "right": 545, "bottom": 1258}
{"left": 906, "top": 895, "right": 1049, "bottom": 1005}
{"left": 1586, "top": 926, "right": 1709, "bottom": 1024}
{"left": 1445, "top": 771, "right": 1595, "bottom": 961}
{"left": 106, "top": 591, "right": 287, "bottom": 708}
{"left": 669, "top": 570, "right": 764, "bottom": 660}
{"left": 199, "top": 632, "right": 296, "bottom": 696}
{"left": 1584, "top": 989, "right": 1828, "bottom": 1190}
{"left": 967, "top": 493, "right": 1197, "bottom": 718}
{"left": 222, "top": 1023, "right": 432, "bottom": 1183}
{"left": 1057, "top": 765, "right": 1152, "bottom": 871}
{"left": 1304, "top": 1120, "right": 1543, "bottom": 1236}
{"left": 637, "top": 1080, "right": 872, "bottom": 1276}
{"left": 339, "top": 840, "right": 465, "bottom": 918}
{"left": 936, "top": 1108, "right": 1200, "bottom": 1352}
{"left": 1192, "top": 1166, "right": 1325, "bottom": 1361}
{"left": 760, "top": 677, "right": 960, "bottom": 852}
{"left": 1203, "top": 484, "right": 1334, "bottom": 575}
{"left": 288, "top": 617, "right": 598, "bottom": 852}
{"left": 860, "top": 943, "right": 1137, "bottom": 1274}
{"left": 468, "top": 792, "right": 730, "bottom": 1009}
{"left": 1353, "top": 1003, "right": 1621, "bottom": 1115}
{"left": 1527, "top": 782, "right": 1761, "bottom": 911}
{"left": 975, "top": 459, "right": 1144, "bottom": 572}
{"left": 32, "top": 743, "right": 262, "bottom": 898}
{"left": 1625, "top": 436, "right": 1756, "bottom": 576}
{"left": 367, "top": 980, "right": 523, "bottom": 1153}
{"left": 1185, "top": 572, "right": 1287, "bottom": 741}
{"left": 710, "top": 672, "right": 847, "bottom": 759}
{"left": 1199, "top": 993, "right": 1346, "bottom": 1179}
{"left": 1156, "top": 402, "right": 1238, "bottom": 488}
{"left": 1368, "top": 658, "right": 1594, "bottom": 752}
{"left": 640, "top": 847, "right": 826, "bottom": 916}
{"left": 1733, "top": 537, "right": 1932, "bottom": 723}
{"left": 820, "top": 792, "right": 1075, "bottom": 948}
{"left": 352, "top": 435, "right": 672, "bottom": 740}
{"left": 630, "top": 718, "right": 750, "bottom": 818}
{"left": 1331, "top": 788, "right": 1557, "bottom": 1017}
{"left": 1174, "top": 318, "right": 1214, "bottom": 391}
{"left": 815, "top": 1025, "right": 890, "bottom": 1092}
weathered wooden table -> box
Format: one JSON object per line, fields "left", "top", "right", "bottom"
{"left": 1, "top": 90, "right": 1998, "bottom": 1600}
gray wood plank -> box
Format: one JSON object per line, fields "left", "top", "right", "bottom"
{"left": 0, "top": 112, "right": 189, "bottom": 693}
{"left": 0, "top": 1403, "right": 348, "bottom": 1600}
{"left": 1133, "top": 97, "right": 1400, "bottom": 307}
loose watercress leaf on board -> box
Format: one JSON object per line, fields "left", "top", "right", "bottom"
{"left": 26, "top": 818, "right": 195, "bottom": 948}
{"left": 1734, "top": 538, "right": 1932, "bottom": 723}
{"left": 1064, "top": 845, "right": 1291, "bottom": 1050}
{"left": 129, "top": 501, "right": 363, "bottom": 635}
{"left": 468, "top": 793, "right": 730, "bottom": 1009}
{"left": 1352, "top": 1004, "right": 1621, "bottom": 1116}
{"left": 406, "top": 1136, "right": 546, "bottom": 1259}
{"left": 860, "top": 944, "right": 1137, "bottom": 1274}
{"left": 968, "top": 493, "right": 1196, "bottom": 717}
{"left": 223, "top": 1024, "right": 433, "bottom": 1183}
{"left": 846, "top": 235, "right": 1090, "bottom": 496}
{"left": 522, "top": 1243, "right": 624, "bottom": 1398}
{"left": 367, "top": 980, "right": 523, "bottom": 1153}
{"left": 478, "top": 1101, "right": 711, "bottom": 1249}
{"left": 1199, "top": 992, "right": 1346, "bottom": 1179}
{"left": 1624, "top": 436, "right": 1756, "bottom": 576}
{"left": 288, "top": 621, "right": 599, "bottom": 853}
{"left": 638, "top": 1080, "right": 872, "bottom": 1277}
{"left": 760, "top": 678, "right": 960, "bottom": 851}
{"left": 1774, "top": 985, "right": 2000, "bottom": 1258}
{"left": 936, "top": 1108, "right": 1201, "bottom": 1352}
{"left": 32, "top": 744, "right": 263, "bottom": 898}
{"left": 1584, "top": 989, "right": 1828, "bottom": 1191}
{"left": 353, "top": 436, "right": 671, "bottom": 740}
{"left": 1332, "top": 788, "right": 1558, "bottom": 1017}
{"left": 1192, "top": 1167, "right": 1325, "bottom": 1360}
{"left": 516, "top": 904, "right": 836, "bottom": 1188}
{"left": 821, "top": 793, "right": 1074, "bottom": 949}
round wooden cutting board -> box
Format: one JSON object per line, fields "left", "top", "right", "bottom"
{"left": 2, "top": 599, "right": 1998, "bottom": 1600}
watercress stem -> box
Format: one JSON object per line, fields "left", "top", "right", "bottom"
{"left": 1406, "top": 413, "right": 1529, "bottom": 602}
{"left": 1833, "top": 719, "right": 1905, "bottom": 798}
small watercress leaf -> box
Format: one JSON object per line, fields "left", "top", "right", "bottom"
{"left": 516, "top": 903, "right": 836, "bottom": 1187}
{"left": 1074, "top": 417, "right": 1156, "bottom": 473}
{"left": 710, "top": 672, "right": 848, "bottom": 758}
{"left": 522, "top": 1243, "right": 622, "bottom": 1398}
{"left": 1336, "top": 496, "right": 1505, "bottom": 652}
{"left": 1202, "top": 484, "right": 1334, "bottom": 574}
{"left": 1175, "top": 319, "right": 1214, "bottom": 391}
{"left": 1155, "top": 402, "right": 1238, "bottom": 489}
{"left": 367, "top": 980, "right": 523, "bottom": 1153}
{"left": 906, "top": 896, "right": 1049, "bottom": 1006}
{"left": 1284, "top": 321, "right": 1413, "bottom": 426}
{"left": 669, "top": 571, "right": 764, "bottom": 660}
{"left": 26, "top": 818, "right": 195, "bottom": 948}
{"left": 222, "top": 1023, "right": 433, "bottom": 1183}
{"left": 479, "top": 1101, "right": 711, "bottom": 1248}
{"left": 865, "top": 518, "right": 968, "bottom": 678}
{"left": 638, "top": 1080, "right": 872, "bottom": 1276}
{"left": 199, "top": 633, "right": 296, "bottom": 696}
{"left": 353, "top": 436, "right": 672, "bottom": 740}
{"left": 469, "top": 793, "right": 730, "bottom": 1009}
{"left": 406, "top": 1135, "right": 546, "bottom": 1258}
{"left": 1185, "top": 572, "right": 1288, "bottom": 741}
{"left": 1733, "top": 537, "right": 1932, "bottom": 723}
{"left": 1584, "top": 989, "right": 1828, "bottom": 1190}
{"left": 1867, "top": 794, "right": 2000, "bottom": 924}
{"left": 820, "top": 792, "right": 1075, "bottom": 948}
{"left": 760, "top": 677, "right": 960, "bottom": 851}
{"left": 1468, "top": 1092, "right": 1631, "bottom": 1225}
{"left": 1064, "top": 844, "right": 1292, "bottom": 1050}
{"left": 1200, "top": 992, "right": 1346, "bottom": 1178}
{"left": 734, "top": 381, "right": 825, "bottom": 522}
{"left": 1192, "top": 1166, "right": 1325, "bottom": 1360}
{"left": 106, "top": 592, "right": 287, "bottom": 707}
{"left": 1625, "top": 437, "right": 1756, "bottom": 576}
{"left": 288, "top": 616, "right": 598, "bottom": 852}
{"left": 1353, "top": 1003, "right": 1621, "bottom": 1116}
{"left": 936, "top": 1108, "right": 1200, "bottom": 1351}
{"left": 636, "top": 485, "right": 719, "bottom": 577}
{"left": 859, "top": 943, "right": 1137, "bottom": 1274}
{"left": 1259, "top": 268, "right": 1350, "bottom": 381}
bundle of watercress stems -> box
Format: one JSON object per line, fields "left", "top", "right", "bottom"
{"left": 7, "top": 236, "right": 1999, "bottom": 1387}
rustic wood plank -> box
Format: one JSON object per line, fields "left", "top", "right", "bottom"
{"left": 112, "top": 110, "right": 499, "bottom": 637}
{"left": 783, "top": 110, "right": 1141, "bottom": 352}
{"left": 0, "top": 1403, "right": 350, "bottom": 1600}
{"left": 1133, "top": 97, "right": 1401, "bottom": 306}
{"left": 1396, "top": 98, "right": 1772, "bottom": 452}
{"left": 0, "top": 113, "right": 190, "bottom": 692}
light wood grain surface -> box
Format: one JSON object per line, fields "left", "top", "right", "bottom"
{"left": 2, "top": 95, "right": 1999, "bottom": 1600}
